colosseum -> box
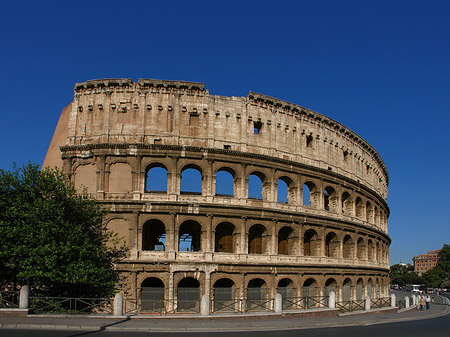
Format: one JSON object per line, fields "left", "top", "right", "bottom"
{"left": 44, "top": 78, "right": 390, "bottom": 314}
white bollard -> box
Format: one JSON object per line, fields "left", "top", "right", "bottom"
{"left": 365, "top": 296, "right": 371, "bottom": 311}
{"left": 328, "top": 291, "right": 336, "bottom": 309}
{"left": 201, "top": 294, "right": 210, "bottom": 316}
{"left": 390, "top": 294, "right": 396, "bottom": 307}
{"left": 19, "top": 285, "right": 29, "bottom": 309}
{"left": 404, "top": 296, "right": 410, "bottom": 308}
{"left": 274, "top": 293, "right": 283, "bottom": 313}
{"left": 114, "top": 293, "right": 123, "bottom": 316}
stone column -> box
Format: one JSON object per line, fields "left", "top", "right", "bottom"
{"left": 19, "top": 285, "right": 29, "bottom": 309}
{"left": 114, "top": 293, "right": 123, "bottom": 316}
{"left": 328, "top": 291, "right": 336, "bottom": 309}
{"left": 390, "top": 294, "right": 396, "bottom": 307}
{"left": 364, "top": 295, "right": 371, "bottom": 311}
{"left": 274, "top": 293, "right": 283, "bottom": 313}
{"left": 404, "top": 296, "right": 410, "bottom": 308}
{"left": 201, "top": 294, "right": 210, "bottom": 316}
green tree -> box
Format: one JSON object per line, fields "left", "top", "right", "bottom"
{"left": 0, "top": 163, "right": 127, "bottom": 297}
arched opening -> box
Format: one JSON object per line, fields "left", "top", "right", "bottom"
{"left": 325, "top": 232, "right": 339, "bottom": 258}
{"left": 247, "top": 278, "right": 267, "bottom": 311}
{"left": 145, "top": 165, "right": 168, "bottom": 193}
{"left": 141, "top": 277, "right": 165, "bottom": 312}
{"left": 343, "top": 235, "right": 354, "bottom": 259}
{"left": 342, "top": 278, "right": 353, "bottom": 302}
{"left": 248, "top": 224, "right": 267, "bottom": 254}
{"left": 366, "top": 202, "right": 373, "bottom": 222}
{"left": 357, "top": 237, "right": 365, "bottom": 260}
{"left": 303, "top": 181, "right": 316, "bottom": 206}
{"left": 180, "top": 166, "right": 202, "bottom": 194}
{"left": 342, "top": 192, "right": 351, "bottom": 215}
{"left": 248, "top": 172, "right": 264, "bottom": 200}
{"left": 278, "top": 226, "right": 294, "bottom": 255}
{"left": 368, "top": 239, "right": 375, "bottom": 261}
{"left": 215, "top": 169, "right": 234, "bottom": 197}
{"left": 376, "top": 242, "right": 381, "bottom": 262}
{"left": 178, "top": 220, "right": 202, "bottom": 252}
{"left": 355, "top": 197, "right": 363, "bottom": 218}
{"left": 303, "top": 229, "right": 319, "bottom": 256}
{"left": 302, "top": 278, "right": 317, "bottom": 308}
{"left": 367, "top": 279, "right": 373, "bottom": 298}
{"left": 177, "top": 277, "right": 200, "bottom": 312}
{"left": 277, "top": 178, "right": 289, "bottom": 203}
{"left": 215, "top": 222, "right": 235, "bottom": 253}
{"left": 324, "top": 278, "right": 337, "bottom": 306}
{"left": 142, "top": 219, "right": 166, "bottom": 251}
{"left": 212, "top": 278, "right": 235, "bottom": 312}
{"left": 277, "top": 278, "right": 295, "bottom": 309}
{"left": 356, "top": 278, "right": 364, "bottom": 302}
{"left": 324, "top": 186, "right": 336, "bottom": 211}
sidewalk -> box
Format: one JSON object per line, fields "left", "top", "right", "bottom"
{"left": 1, "top": 299, "right": 448, "bottom": 332}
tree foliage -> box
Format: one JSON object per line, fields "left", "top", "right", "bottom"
{"left": 0, "top": 163, "right": 127, "bottom": 297}
{"left": 389, "top": 264, "right": 419, "bottom": 285}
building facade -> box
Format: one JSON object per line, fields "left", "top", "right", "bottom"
{"left": 44, "top": 78, "right": 391, "bottom": 313}
{"left": 413, "top": 250, "right": 442, "bottom": 276}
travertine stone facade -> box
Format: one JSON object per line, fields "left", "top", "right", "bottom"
{"left": 44, "top": 78, "right": 390, "bottom": 312}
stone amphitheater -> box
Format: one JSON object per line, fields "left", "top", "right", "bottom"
{"left": 44, "top": 78, "right": 390, "bottom": 314}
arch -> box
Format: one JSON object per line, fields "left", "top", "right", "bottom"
{"left": 376, "top": 242, "right": 381, "bottom": 262}
{"left": 177, "top": 277, "right": 200, "bottom": 312}
{"left": 302, "top": 278, "right": 317, "bottom": 308}
{"left": 248, "top": 224, "right": 267, "bottom": 254}
{"left": 212, "top": 278, "right": 235, "bottom": 312}
{"left": 324, "top": 278, "right": 337, "bottom": 305}
{"left": 214, "top": 222, "right": 235, "bottom": 253}
{"left": 74, "top": 163, "right": 97, "bottom": 194}
{"left": 367, "top": 278, "right": 374, "bottom": 298}
{"left": 302, "top": 181, "right": 317, "bottom": 206}
{"left": 355, "top": 197, "right": 363, "bottom": 219}
{"left": 277, "top": 176, "right": 295, "bottom": 204}
{"left": 324, "top": 186, "right": 336, "bottom": 211}
{"left": 141, "top": 277, "right": 165, "bottom": 312}
{"left": 248, "top": 172, "right": 265, "bottom": 200}
{"left": 277, "top": 178, "right": 289, "bottom": 203}
{"left": 178, "top": 220, "right": 202, "bottom": 252}
{"left": 356, "top": 278, "right": 364, "bottom": 301}
{"left": 215, "top": 169, "right": 234, "bottom": 196}
{"left": 142, "top": 219, "right": 166, "bottom": 251}
{"left": 278, "top": 226, "right": 294, "bottom": 255}
{"left": 366, "top": 202, "right": 373, "bottom": 222}
{"left": 109, "top": 162, "right": 132, "bottom": 193}
{"left": 247, "top": 278, "right": 267, "bottom": 311}
{"left": 325, "top": 232, "right": 339, "bottom": 258}
{"left": 357, "top": 237, "right": 365, "bottom": 260}
{"left": 343, "top": 235, "right": 354, "bottom": 259}
{"left": 367, "top": 239, "right": 375, "bottom": 261}
{"left": 342, "top": 278, "right": 353, "bottom": 302}
{"left": 303, "top": 229, "right": 319, "bottom": 256}
{"left": 277, "top": 278, "right": 295, "bottom": 308}
{"left": 145, "top": 164, "right": 168, "bottom": 193}
{"left": 180, "top": 166, "right": 202, "bottom": 194}
{"left": 342, "top": 192, "right": 352, "bottom": 215}
{"left": 106, "top": 218, "right": 129, "bottom": 248}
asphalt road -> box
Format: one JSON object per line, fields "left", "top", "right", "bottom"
{"left": 1, "top": 310, "right": 450, "bottom": 337}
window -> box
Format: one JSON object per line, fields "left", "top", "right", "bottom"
{"left": 253, "top": 121, "right": 262, "bottom": 134}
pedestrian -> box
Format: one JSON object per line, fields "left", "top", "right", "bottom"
{"left": 426, "top": 296, "right": 431, "bottom": 310}
{"left": 419, "top": 296, "right": 425, "bottom": 311}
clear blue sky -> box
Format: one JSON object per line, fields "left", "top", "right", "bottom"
{"left": 1, "top": 0, "right": 449, "bottom": 265}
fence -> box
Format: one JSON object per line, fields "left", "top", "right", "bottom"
{"left": 29, "top": 296, "right": 112, "bottom": 314}
{"left": 0, "top": 291, "right": 19, "bottom": 308}
{"left": 336, "top": 300, "right": 365, "bottom": 312}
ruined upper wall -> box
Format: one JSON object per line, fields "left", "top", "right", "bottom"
{"left": 54, "top": 79, "right": 388, "bottom": 198}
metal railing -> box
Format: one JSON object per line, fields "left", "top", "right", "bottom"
{"left": 336, "top": 300, "right": 365, "bottom": 312}
{"left": 282, "top": 296, "right": 329, "bottom": 310}
{"left": 371, "top": 297, "right": 391, "bottom": 309}
{"left": 0, "top": 291, "right": 19, "bottom": 308}
{"left": 29, "top": 296, "right": 112, "bottom": 314}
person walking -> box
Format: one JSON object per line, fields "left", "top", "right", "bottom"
{"left": 426, "top": 296, "right": 431, "bottom": 310}
{"left": 419, "top": 296, "right": 425, "bottom": 311}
